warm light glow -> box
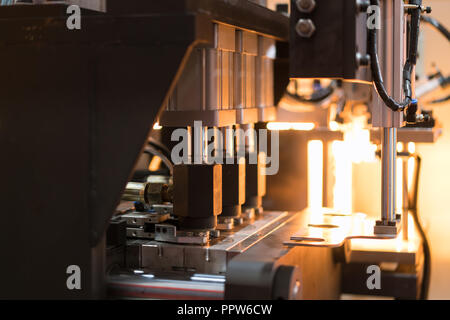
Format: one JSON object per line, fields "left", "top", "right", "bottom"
{"left": 407, "top": 143, "right": 416, "bottom": 191}
{"left": 408, "top": 142, "right": 416, "bottom": 154}
{"left": 267, "top": 122, "right": 315, "bottom": 131}
{"left": 308, "top": 140, "right": 323, "bottom": 209}
{"left": 408, "top": 157, "right": 415, "bottom": 191}
{"left": 148, "top": 156, "right": 162, "bottom": 171}
{"left": 396, "top": 157, "right": 403, "bottom": 214}
{"left": 153, "top": 122, "right": 162, "bottom": 130}
{"left": 329, "top": 121, "right": 340, "bottom": 131}
{"left": 332, "top": 140, "right": 353, "bottom": 213}
{"left": 340, "top": 117, "right": 377, "bottom": 164}
{"left": 397, "top": 142, "right": 404, "bottom": 153}
{"left": 330, "top": 117, "right": 376, "bottom": 213}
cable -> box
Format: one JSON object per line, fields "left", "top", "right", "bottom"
{"left": 409, "top": 154, "right": 431, "bottom": 299}
{"left": 286, "top": 81, "right": 336, "bottom": 104}
{"left": 421, "top": 15, "right": 450, "bottom": 42}
{"left": 143, "top": 144, "right": 173, "bottom": 174}
{"left": 368, "top": 0, "right": 421, "bottom": 112}
{"left": 148, "top": 137, "right": 172, "bottom": 160}
{"left": 429, "top": 94, "right": 450, "bottom": 104}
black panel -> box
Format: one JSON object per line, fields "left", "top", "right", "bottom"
{"left": 290, "top": 0, "right": 358, "bottom": 79}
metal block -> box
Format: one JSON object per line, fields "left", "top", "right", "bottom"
{"left": 137, "top": 211, "right": 292, "bottom": 275}
{"left": 215, "top": 23, "right": 235, "bottom": 51}
{"left": 141, "top": 244, "right": 185, "bottom": 271}
{"left": 290, "top": 0, "right": 370, "bottom": 81}
{"left": 122, "top": 212, "right": 170, "bottom": 226}
{"left": 173, "top": 164, "right": 222, "bottom": 229}
{"left": 127, "top": 227, "right": 154, "bottom": 239}
{"left": 222, "top": 161, "right": 246, "bottom": 208}
{"left": 244, "top": 153, "right": 266, "bottom": 209}
{"left": 244, "top": 54, "right": 256, "bottom": 108}
{"left": 155, "top": 224, "right": 209, "bottom": 245}
{"left": 241, "top": 31, "right": 258, "bottom": 55}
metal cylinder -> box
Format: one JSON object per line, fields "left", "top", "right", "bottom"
{"left": 402, "top": 157, "right": 409, "bottom": 240}
{"left": 122, "top": 181, "right": 173, "bottom": 204}
{"left": 381, "top": 127, "right": 397, "bottom": 222}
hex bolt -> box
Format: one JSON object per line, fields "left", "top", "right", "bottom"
{"left": 296, "top": 0, "right": 316, "bottom": 13}
{"left": 356, "top": 52, "right": 370, "bottom": 67}
{"left": 295, "top": 19, "right": 316, "bottom": 38}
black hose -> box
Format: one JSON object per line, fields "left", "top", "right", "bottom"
{"left": 148, "top": 137, "right": 172, "bottom": 160}
{"left": 368, "top": 0, "right": 420, "bottom": 112}
{"left": 287, "top": 81, "right": 336, "bottom": 104}
{"left": 421, "top": 15, "right": 450, "bottom": 42}
{"left": 409, "top": 154, "right": 431, "bottom": 299}
{"left": 430, "top": 94, "right": 450, "bottom": 104}
{"left": 142, "top": 144, "right": 173, "bottom": 175}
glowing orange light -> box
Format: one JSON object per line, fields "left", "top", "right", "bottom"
{"left": 308, "top": 140, "right": 323, "bottom": 209}
{"left": 267, "top": 122, "right": 316, "bottom": 131}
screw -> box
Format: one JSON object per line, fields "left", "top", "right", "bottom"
{"left": 296, "top": 19, "right": 316, "bottom": 38}
{"left": 422, "top": 6, "right": 432, "bottom": 14}
{"left": 296, "top": 0, "right": 316, "bottom": 13}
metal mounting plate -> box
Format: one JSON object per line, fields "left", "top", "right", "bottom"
{"left": 284, "top": 208, "right": 397, "bottom": 248}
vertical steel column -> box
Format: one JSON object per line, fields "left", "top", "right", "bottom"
{"left": 381, "top": 127, "right": 396, "bottom": 222}
{"left": 402, "top": 157, "right": 409, "bottom": 240}
{"left": 372, "top": 0, "right": 405, "bottom": 234}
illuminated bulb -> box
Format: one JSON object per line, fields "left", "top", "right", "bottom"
{"left": 153, "top": 122, "right": 162, "bottom": 130}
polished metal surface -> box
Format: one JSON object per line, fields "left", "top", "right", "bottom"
{"left": 285, "top": 208, "right": 396, "bottom": 248}
{"left": 381, "top": 127, "right": 397, "bottom": 224}
{"left": 108, "top": 272, "right": 225, "bottom": 300}
{"left": 122, "top": 181, "right": 172, "bottom": 205}
{"left": 161, "top": 22, "right": 276, "bottom": 128}
{"left": 154, "top": 224, "right": 210, "bottom": 245}
{"left": 134, "top": 211, "right": 292, "bottom": 274}
{"left": 122, "top": 212, "right": 170, "bottom": 227}
{"left": 371, "top": 126, "right": 443, "bottom": 143}
{"left": 127, "top": 227, "right": 154, "bottom": 239}
{"left": 371, "top": 0, "right": 405, "bottom": 128}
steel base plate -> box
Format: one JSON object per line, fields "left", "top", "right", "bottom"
{"left": 284, "top": 208, "right": 397, "bottom": 248}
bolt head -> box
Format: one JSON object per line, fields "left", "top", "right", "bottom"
{"left": 295, "top": 19, "right": 316, "bottom": 38}
{"left": 296, "top": 0, "right": 316, "bottom": 13}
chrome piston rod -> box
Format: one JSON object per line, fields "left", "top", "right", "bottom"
{"left": 381, "top": 127, "right": 397, "bottom": 223}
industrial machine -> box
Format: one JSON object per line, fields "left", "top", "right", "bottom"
{"left": 0, "top": 0, "right": 448, "bottom": 300}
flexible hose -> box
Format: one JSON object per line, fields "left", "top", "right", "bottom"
{"left": 421, "top": 15, "right": 450, "bottom": 42}
{"left": 368, "top": 0, "right": 421, "bottom": 112}
{"left": 409, "top": 155, "right": 431, "bottom": 299}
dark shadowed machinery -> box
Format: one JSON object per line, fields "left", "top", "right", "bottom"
{"left": 0, "top": 0, "right": 445, "bottom": 300}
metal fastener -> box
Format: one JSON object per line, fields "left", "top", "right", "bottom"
{"left": 295, "top": 19, "right": 316, "bottom": 38}
{"left": 296, "top": 0, "right": 316, "bottom": 13}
